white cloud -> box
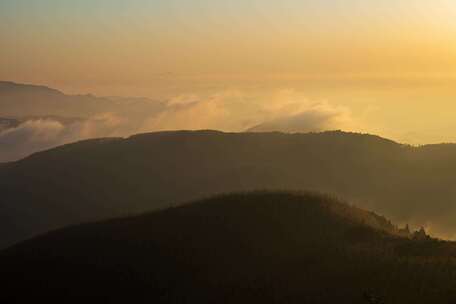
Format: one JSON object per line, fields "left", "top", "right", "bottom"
{"left": 0, "top": 89, "right": 362, "bottom": 162}
{"left": 247, "top": 104, "right": 353, "bottom": 133}
{"left": 141, "top": 89, "right": 358, "bottom": 133}
{"left": 0, "top": 113, "right": 128, "bottom": 162}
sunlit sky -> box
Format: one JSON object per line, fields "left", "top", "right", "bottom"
{"left": 2, "top": 0, "right": 456, "bottom": 143}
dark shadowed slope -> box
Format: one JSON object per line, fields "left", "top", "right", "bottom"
{"left": 1, "top": 192, "right": 456, "bottom": 303}
{"left": 2, "top": 130, "right": 456, "bottom": 249}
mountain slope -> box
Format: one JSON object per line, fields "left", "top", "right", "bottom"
{"left": 1, "top": 192, "right": 455, "bottom": 303}
{"left": 2, "top": 130, "right": 456, "bottom": 249}
{"left": 0, "top": 80, "right": 164, "bottom": 122}
{"left": 0, "top": 80, "right": 63, "bottom": 96}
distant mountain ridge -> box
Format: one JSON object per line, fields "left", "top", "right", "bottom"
{"left": 0, "top": 81, "right": 64, "bottom": 95}
{"left": 0, "top": 80, "right": 165, "bottom": 118}
{"left": 0, "top": 192, "right": 452, "bottom": 303}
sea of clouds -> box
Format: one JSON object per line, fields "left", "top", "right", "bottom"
{"left": 0, "top": 89, "right": 359, "bottom": 162}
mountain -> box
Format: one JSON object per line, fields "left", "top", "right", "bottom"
{"left": 2, "top": 130, "right": 456, "bottom": 249}
{"left": 0, "top": 80, "right": 63, "bottom": 96}
{"left": 1, "top": 192, "right": 454, "bottom": 303}
{"left": 0, "top": 80, "right": 165, "bottom": 121}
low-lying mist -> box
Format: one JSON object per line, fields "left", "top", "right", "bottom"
{"left": 0, "top": 88, "right": 358, "bottom": 162}
{"left": 0, "top": 113, "right": 126, "bottom": 162}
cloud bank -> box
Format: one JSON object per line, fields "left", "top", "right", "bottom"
{"left": 141, "top": 89, "right": 357, "bottom": 133}
{"left": 247, "top": 102, "right": 352, "bottom": 133}
{"left": 0, "top": 89, "right": 359, "bottom": 162}
{"left": 0, "top": 113, "right": 128, "bottom": 162}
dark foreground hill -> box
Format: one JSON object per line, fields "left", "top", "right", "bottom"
{"left": 1, "top": 192, "right": 456, "bottom": 303}
{"left": 2, "top": 130, "right": 456, "bottom": 249}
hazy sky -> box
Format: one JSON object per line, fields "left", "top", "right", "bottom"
{"left": 2, "top": 1, "right": 456, "bottom": 143}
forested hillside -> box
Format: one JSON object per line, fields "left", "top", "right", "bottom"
{"left": 2, "top": 130, "right": 456, "bottom": 248}
{"left": 1, "top": 192, "right": 455, "bottom": 303}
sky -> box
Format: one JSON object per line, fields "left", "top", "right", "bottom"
{"left": 2, "top": 0, "right": 456, "bottom": 143}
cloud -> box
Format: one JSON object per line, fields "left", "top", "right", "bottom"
{"left": 141, "top": 89, "right": 358, "bottom": 133}
{"left": 0, "top": 89, "right": 362, "bottom": 162}
{"left": 0, "top": 113, "right": 128, "bottom": 162}
{"left": 0, "top": 119, "right": 68, "bottom": 162}
{"left": 247, "top": 102, "right": 353, "bottom": 133}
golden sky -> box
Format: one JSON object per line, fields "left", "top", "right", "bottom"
{"left": 2, "top": 0, "right": 456, "bottom": 143}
